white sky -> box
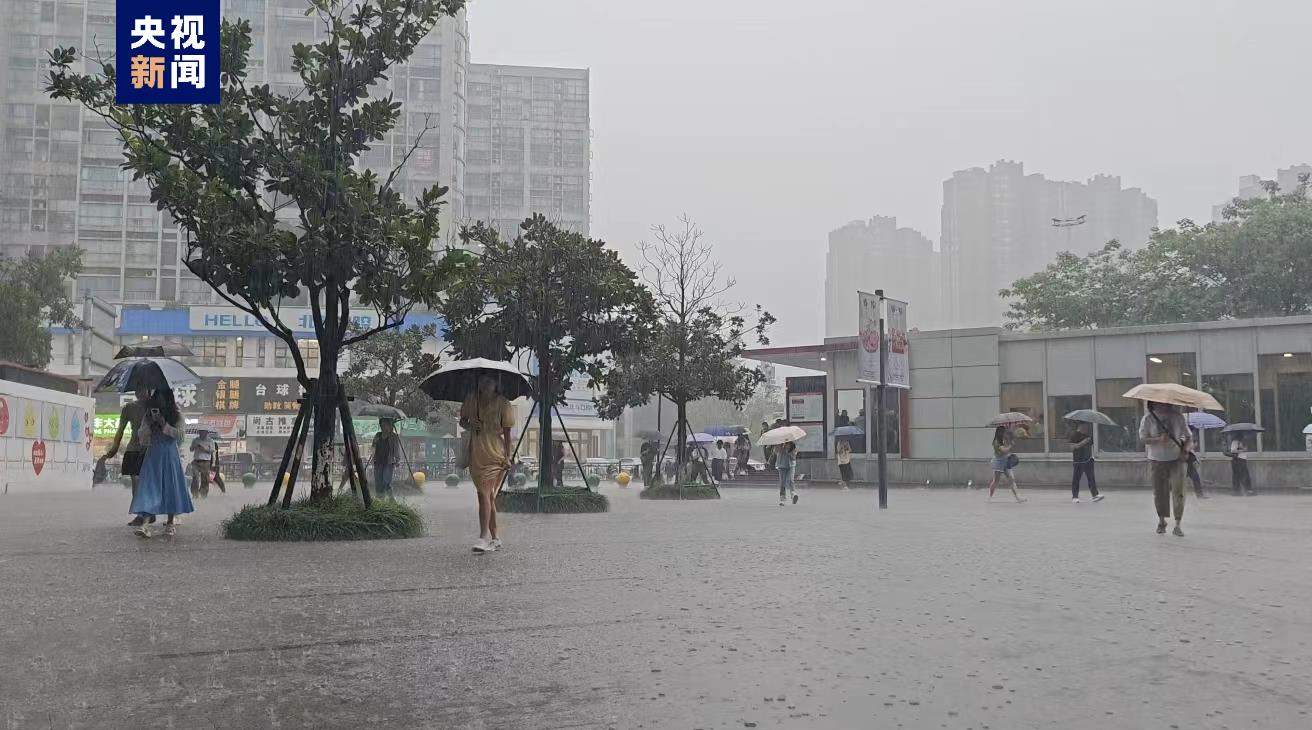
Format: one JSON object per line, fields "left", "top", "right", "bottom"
{"left": 469, "top": 0, "right": 1312, "bottom": 347}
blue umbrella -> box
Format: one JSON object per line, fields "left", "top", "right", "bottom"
{"left": 705, "top": 425, "right": 746, "bottom": 437}
{"left": 686, "top": 432, "right": 716, "bottom": 443}
{"left": 831, "top": 425, "right": 865, "bottom": 437}
{"left": 1187, "top": 412, "right": 1227, "bottom": 430}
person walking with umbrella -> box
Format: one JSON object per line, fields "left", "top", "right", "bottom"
{"left": 460, "top": 375, "right": 516, "bottom": 553}
{"left": 987, "top": 425, "right": 1025, "bottom": 503}
{"left": 1185, "top": 411, "right": 1225, "bottom": 499}
{"left": 99, "top": 387, "right": 150, "bottom": 525}
{"left": 128, "top": 387, "right": 195, "bottom": 538}
{"left": 1223, "top": 424, "right": 1262, "bottom": 496}
{"left": 371, "top": 417, "right": 402, "bottom": 498}
{"left": 1139, "top": 401, "right": 1192, "bottom": 536}
{"left": 760, "top": 425, "right": 805, "bottom": 506}
{"left": 1063, "top": 410, "right": 1112, "bottom": 503}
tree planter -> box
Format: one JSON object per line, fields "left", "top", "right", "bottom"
{"left": 639, "top": 484, "right": 721, "bottom": 500}
{"left": 223, "top": 494, "right": 423, "bottom": 542}
{"left": 497, "top": 488, "right": 609, "bottom": 514}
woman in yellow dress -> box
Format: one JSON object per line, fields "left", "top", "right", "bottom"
{"left": 460, "top": 375, "right": 515, "bottom": 553}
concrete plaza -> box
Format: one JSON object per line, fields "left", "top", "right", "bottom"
{"left": 1, "top": 483, "right": 1309, "bottom": 729}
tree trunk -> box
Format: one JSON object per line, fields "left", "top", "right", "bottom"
{"left": 676, "top": 398, "right": 688, "bottom": 479}
{"left": 309, "top": 361, "right": 339, "bottom": 502}
{"left": 537, "top": 348, "right": 553, "bottom": 492}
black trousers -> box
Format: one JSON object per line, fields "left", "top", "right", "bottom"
{"left": 1186, "top": 458, "right": 1205, "bottom": 497}
{"left": 1230, "top": 458, "right": 1253, "bottom": 494}
{"left": 1071, "top": 460, "right": 1098, "bottom": 498}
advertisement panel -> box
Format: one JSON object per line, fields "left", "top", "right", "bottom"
{"left": 857, "top": 291, "right": 882, "bottom": 384}
{"left": 787, "top": 392, "right": 824, "bottom": 423}
{"left": 0, "top": 380, "right": 95, "bottom": 492}
{"left": 885, "top": 298, "right": 910, "bottom": 390}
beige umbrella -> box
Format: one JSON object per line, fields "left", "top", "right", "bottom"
{"left": 1122, "top": 383, "right": 1224, "bottom": 411}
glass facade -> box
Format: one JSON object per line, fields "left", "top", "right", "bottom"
{"left": 833, "top": 388, "right": 866, "bottom": 454}
{"left": 1095, "top": 378, "right": 1142, "bottom": 453}
{"left": 1000, "top": 382, "right": 1045, "bottom": 453}
{"left": 1048, "top": 394, "right": 1092, "bottom": 453}
{"left": 1202, "top": 373, "right": 1256, "bottom": 452}
{"left": 1259, "top": 353, "right": 1312, "bottom": 452}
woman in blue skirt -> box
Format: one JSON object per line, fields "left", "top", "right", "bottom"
{"left": 128, "top": 387, "right": 195, "bottom": 538}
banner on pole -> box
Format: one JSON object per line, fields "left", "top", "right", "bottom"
{"left": 856, "top": 291, "right": 881, "bottom": 384}
{"left": 885, "top": 298, "right": 910, "bottom": 390}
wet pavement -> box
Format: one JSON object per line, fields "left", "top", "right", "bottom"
{"left": 1, "top": 483, "right": 1310, "bottom": 729}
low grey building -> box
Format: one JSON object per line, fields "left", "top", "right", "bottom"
{"left": 747, "top": 315, "right": 1312, "bottom": 489}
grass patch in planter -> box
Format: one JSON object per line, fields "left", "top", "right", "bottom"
{"left": 639, "top": 483, "right": 722, "bottom": 500}
{"left": 223, "top": 493, "right": 424, "bottom": 542}
{"left": 497, "top": 487, "right": 610, "bottom": 513}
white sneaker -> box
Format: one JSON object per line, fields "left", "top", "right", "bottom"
{"left": 472, "top": 539, "right": 488, "bottom": 553}
{"left": 778, "top": 499, "right": 786, "bottom": 507}
{"left": 1072, "top": 498, "right": 1081, "bottom": 504}
{"left": 485, "top": 538, "right": 502, "bottom": 552}
{"left": 1092, "top": 494, "right": 1105, "bottom": 502}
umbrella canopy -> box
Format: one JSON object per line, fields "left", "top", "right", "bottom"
{"left": 418, "top": 358, "right": 533, "bottom": 403}
{"left": 757, "top": 425, "right": 807, "bottom": 446}
{"left": 350, "top": 402, "right": 406, "bottom": 420}
{"left": 989, "top": 412, "right": 1035, "bottom": 427}
{"left": 634, "top": 430, "right": 663, "bottom": 442}
{"left": 1220, "top": 422, "right": 1264, "bottom": 434}
{"left": 114, "top": 338, "right": 194, "bottom": 359}
{"left": 705, "top": 425, "right": 746, "bottom": 437}
{"left": 831, "top": 425, "right": 865, "bottom": 437}
{"left": 686, "top": 432, "right": 717, "bottom": 443}
{"left": 94, "top": 357, "right": 201, "bottom": 393}
{"left": 1063, "top": 409, "right": 1117, "bottom": 426}
{"left": 1122, "top": 383, "right": 1224, "bottom": 411}
{"left": 1187, "top": 412, "right": 1227, "bottom": 430}
{"left": 1304, "top": 424, "right": 1312, "bottom": 435}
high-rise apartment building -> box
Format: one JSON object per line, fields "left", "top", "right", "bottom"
{"left": 941, "top": 160, "right": 1157, "bottom": 328}
{"left": 3, "top": 3, "right": 587, "bottom": 307}
{"left": 824, "top": 216, "right": 944, "bottom": 338}
{"left": 1212, "top": 164, "right": 1312, "bottom": 222}
{"left": 464, "top": 63, "right": 590, "bottom": 241}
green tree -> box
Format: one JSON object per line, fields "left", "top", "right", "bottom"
{"left": 443, "top": 215, "right": 653, "bottom": 489}
{"left": 47, "top": 0, "right": 468, "bottom": 499}
{"left": 341, "top": 323, "right": 454, "bottom": 431}
{"left": 595, "top": 217, "right": 774, "bottom": 472}
{"left": 0, "top": 247, "right": 83, "bottom": 368}
{"left": 1001, "top": 176, "right": 1312, "bottom": 330}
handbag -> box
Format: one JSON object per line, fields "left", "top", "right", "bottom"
{"left": 121, "top": 450, "right": 145, "bottom": 477}
{"left": 1006, "top": 453, "right": 1020, "bottom": 469}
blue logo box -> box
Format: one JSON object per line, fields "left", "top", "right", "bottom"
{"left": 115, "top": 0, "right": 220, "bottom": 104}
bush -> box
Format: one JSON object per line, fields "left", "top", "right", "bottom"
{"left": 222, "top": 493, "right": 424, "bottom": 542}
{"left": 639, "top": 484, "right": 721, "bottom": 500}
{"left": 497, "top": 487, "right": 610, "bottom": 513}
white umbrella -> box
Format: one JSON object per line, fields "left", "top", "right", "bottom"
{"left": 1123, "top": 383, "right": 1224, "bottom": 411}
{"left": 757, "top": 425, "right": 807, "bottom": 446}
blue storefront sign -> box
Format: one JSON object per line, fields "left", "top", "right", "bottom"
{"left": 115, "top": 0, "right": 220, "bottom": 104}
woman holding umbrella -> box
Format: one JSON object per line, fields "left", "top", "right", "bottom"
{"left": 460, "top": 375, "right": 516, "bottom": 554}
{"left": 987, "top": 413, "right": 1029, "bottom": 503}
{"left": 128, "top": 387, "right": 195, "bottom": 538}
{"left": 1223, "top": 424, "right": 1262, "bottom": 496}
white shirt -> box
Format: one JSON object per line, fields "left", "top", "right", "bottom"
{"left": 1230, "top": 439, "right": 1248, "bottom": 460}
{"left": 712, "top": 447, "right": 728, "bottom": 461}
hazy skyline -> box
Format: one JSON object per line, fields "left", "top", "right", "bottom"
{"left": 470, "top": 0, "right": 1312, "bottom": 346}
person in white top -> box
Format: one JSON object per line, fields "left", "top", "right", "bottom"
{"left": 189, "top": 429, "right": 216, "bottom": 499}
{"left": 1227, "top": 435, "right": 1255, "bottom": 496}
{"left": 710, "top": 440, "right": 729, "bottom": 482}
{"left": 1139, "top": 402, "right": 1191, "bottom": 536}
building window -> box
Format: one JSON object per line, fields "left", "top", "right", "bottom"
{"left": 1202, "top": 373, "right": 1256, "bottom": 452}
{"left": 1095, "top": 379, "right": 1142, "bottom": 453}
{"left": 65, "top": 332, "right": 76, "bottom": 365}
{"left": 234, "top": 337, "right": 245, "bottom": 365}
{"left": 274, "top": 339, "right": 320, "bottom": 371}
{"left": 1000, "top": 382, "right": 1045, "bottom": 453}
{"left": 1048, "top": 394, "right": 1092, "bottom": 453}
{"left": 1147, "top": 353, "right": 1197, "bottom": 387}
{"left": 833, "top": 389, "right": 866, "bottom": 454}
{"left": 256, "top": 337, "right": 268, "bottom": 368}
{"left": 187, "top": 336, "right": 227, "bottom": 367}
{"left": 1259, "top": 353, "right": 1312, "bottom": 451}
{"left": 876, "top": 392, "right": 903, "bottom": 457}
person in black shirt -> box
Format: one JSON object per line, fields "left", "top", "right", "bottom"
{"left": 1069, "top": 422, "right": 1102, "bottom": 503}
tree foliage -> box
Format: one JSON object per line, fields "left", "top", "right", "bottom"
{"left": 1002, "top": 178, "right": 1312, "bottom": 330}
{"left": 342, "top": 323, "right": 453, "bottom": 429}
{"left": 595, "top": 217, "right": 774, "bottom": 466}
{"left": 0, "top": 247, "right": 83, "bottom": 368}
{"left": 443, "top": 215, "right": 653, "bottom": 486}
{"left": 47, "top": 0, "right": 468, "bottom": 499}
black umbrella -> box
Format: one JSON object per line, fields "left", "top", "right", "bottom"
{"left": 114, "top": 338, "right": 194, "bottom": 359}
{"left": 350, "top": 402, "right": 407, "bottom": 420}
{"left": 94, "top": 357, "right": 202, "bottom": 393}
{"left": 419, "top": 358, "right": 533, "bottom": 402}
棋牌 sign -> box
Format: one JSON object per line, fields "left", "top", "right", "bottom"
{"left": 115, "top": 0, "right": 220, "bottom": 104}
